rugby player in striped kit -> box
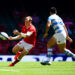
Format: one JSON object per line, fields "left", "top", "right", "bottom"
{"left": 41, "top": 7, "right": 75, "bottom": 65}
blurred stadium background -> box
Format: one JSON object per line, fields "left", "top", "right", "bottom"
{"left": 0, "top": 0, "right": 75, "bottom": 62}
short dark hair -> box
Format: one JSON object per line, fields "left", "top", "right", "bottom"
{"left": 49, "top": 7, "right": 57, "bottom": 13}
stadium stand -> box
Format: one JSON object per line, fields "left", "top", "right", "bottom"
{"left": 0, "top": 8, "right": 75, "bottom": 55}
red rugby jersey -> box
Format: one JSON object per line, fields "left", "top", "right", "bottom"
{"left": 21, "top": 24, "right": 37, "bottom": 47}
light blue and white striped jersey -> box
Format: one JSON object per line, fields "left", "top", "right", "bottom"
{"left": 48, "top": 14, "right": 65, "bottom": 33}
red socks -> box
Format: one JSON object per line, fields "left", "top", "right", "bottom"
{"left": 14, "top": 50, "right": 23, "bottom": 60}
{"left": 8, "top": 58, "right": 20, "bottom": 67}
{"left": 8, "top": 50, "right": 23, "bottom": 67}
{"left": 13, "top": 58, "right": 20, "bottom": 65}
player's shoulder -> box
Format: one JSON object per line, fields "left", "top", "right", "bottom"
{"left": 48, "top": 15, "right": 55, "bottom": 21}
{"left": 22, "top": 26, "right": 25, "bottom": 28}
{"left": 30, "top": 24, "right": 36, "bottom": 31}
{"left": 48, "top": 14, "right": 56, "bottom": 20}
{"left": 51, "top": 14, "right": 58, "bottom": 18}
{"left": 30, "top": 24, "right": 36, "bottom": 29}
{"left": 22, "top": 26, "right": 26, "bottom": 30}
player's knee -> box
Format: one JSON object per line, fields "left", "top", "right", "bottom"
{"left": 47, "top": 44, "right": 53, "bottom": 48}
{"left": 12, "top": 48, "right": 17, "bottom": 53}
{"left": 23, "top": 50, "right": 28, "bottom": 55}
{"left": 47, "top": 44, "right": 49, "bottom": 48}
{"left": 21, "top": 50, "right": 28, "bottom": 57}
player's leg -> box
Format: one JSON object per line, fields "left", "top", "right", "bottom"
{"left": 18, "top": 49, "right": 28, "bottom": 60}
{"left": 8, "top": 41, "right": 33, "bottom": 67}
{"left": 9, "top": 49, "right": 28, "bottom": 66}
{"left": 8, "top": 44, "right": 23, "bottom": 67}
{"left": 41, "top": 36, "right": 56, "bottom": 65}
{"left": 14, "top": 41, "right": 33, "bottom": 60}
{"left": 47, "top": 36, "right": 56, "bottom": 61}
{"left": 58, "top": 43, "right": 75, "bottom": 58}
{"left": 12, "top": 43, "right": 32, "bottom": 66}
{"left": 57, "top": 43, "right": 66, "bottom": 53}
{"left": 8, "top": 48, "right": 28, "bottom": 67}
{"left": 8, "top": 41, "right": 23, "bottom": 67}
{"left": 13, "top": 40, "right": 25, "bottom": 60}
{"left": 12, "top": 44, "right": 23, "bottom": 53}
{"left": 14, "top": 50, "right": 23, "bottom": 60}
{"left": 56, "top": 32, "right": 75, "bottom": 58}
{"left": 12, "top": 43, "right": 23, "bottom": 60}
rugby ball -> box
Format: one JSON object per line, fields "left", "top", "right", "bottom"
{"left": 0, "top": 32, "right": 8, "bottom": 40}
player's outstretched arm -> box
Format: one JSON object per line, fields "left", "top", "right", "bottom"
{"left": 12, "top": 29, "right": 33, "bottom": 38}
{"left": 8, "top": 29, "right": 23, "bottom": 40}
{"left": 13, "top": 30, "right": 20, "bottom": 35}
{"left": 8, "top": 35, "right": 22, "bottom": 40}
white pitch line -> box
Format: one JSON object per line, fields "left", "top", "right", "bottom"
{"left": 0, "top": 69, "right": 19, "bottom": 72}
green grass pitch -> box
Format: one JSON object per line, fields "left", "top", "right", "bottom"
{"left": 0, "top": 61, "right": 75, "bottom": 75}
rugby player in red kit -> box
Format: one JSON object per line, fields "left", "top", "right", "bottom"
{"left": 8, "top": 16, "right": 37, "bottom": 66}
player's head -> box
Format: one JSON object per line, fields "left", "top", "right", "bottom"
{"left": 25, "top": 16, "right": 32, "bottom": 26}
{"left": 49, "top": 7, "right": 57, "bottom": 15}
{"left": 25, "top": 16, "right": 32, "bottom": 23}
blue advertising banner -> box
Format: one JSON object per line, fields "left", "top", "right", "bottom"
{"left": 0, "top": 55, "right": 75, "bottom": 62}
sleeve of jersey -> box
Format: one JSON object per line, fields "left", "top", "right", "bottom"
{"left": 28, "top": 29, "right": 34, "bottom": 34}
{"left": 48, "top": 17, "right": 51, "bottom": 22}
{"left": 60, "top": 19, "right": 65, "bottom": 26}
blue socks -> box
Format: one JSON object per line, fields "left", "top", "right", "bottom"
{"left": 46, "top": 48, "right": 53, "bottom": 61}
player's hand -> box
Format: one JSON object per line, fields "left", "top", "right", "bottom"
{"left": 13, "top": 30, "right": 20, "bottom": 35}
{"left": 68, "top": 38, "right": 73, "bottom": 43}
{"left": 8, "top": 36, "right": 13, "bottom": 40}
{"left": 43, "top": 33, "right": 48, "bottom": 38}
{"left": 67, "top": 36, "right": 73, "bottom": 43}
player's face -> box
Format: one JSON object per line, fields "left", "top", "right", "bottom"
{"left": 25, "top": 18, "right": 29, "bottom": 23}
{"left": 25, "top": 18, "right": 31, "bottom": 26}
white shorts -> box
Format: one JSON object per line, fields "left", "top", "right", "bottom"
{"left": 53, "top": 31, "right": 67, "bottom": 44}
{"left": 17, "top": 40, "right": 33, "bottom": 52}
